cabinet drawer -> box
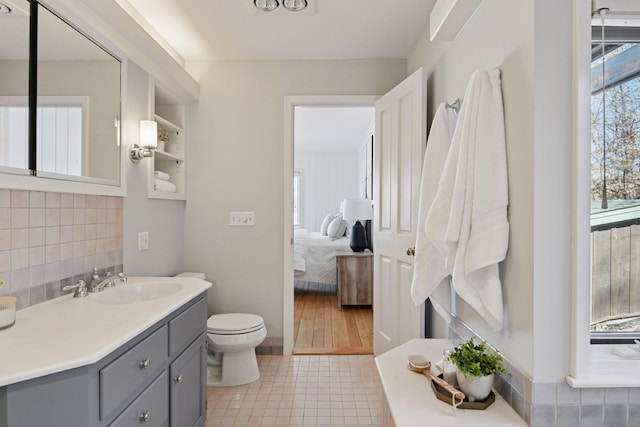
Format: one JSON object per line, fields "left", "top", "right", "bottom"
{"left": 100, "top": 326, "right": 169, "bottom": 419}
{"left": 169, "top": 297, "right": 207, "bottom": 355}
{"left": 109, "top": 371, "right": 169, "bottom": 427}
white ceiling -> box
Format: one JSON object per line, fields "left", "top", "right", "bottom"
{"left": 118, "top": 0, "right": 435, "bottom": 61}
{"left": 294, "top": 106, "right": 374, "bottom": 151}
{"left": 116, "top": 1, "right": 430, "bottom": 151}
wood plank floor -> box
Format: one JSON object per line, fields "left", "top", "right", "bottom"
{"left": 293, "top": 281, "right": 373, "bottom": 355}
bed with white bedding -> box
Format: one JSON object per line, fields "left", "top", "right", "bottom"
{"left": 294, "top": 229, "right": 350, "bottom": 286}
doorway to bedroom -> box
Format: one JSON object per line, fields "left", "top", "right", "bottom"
{"left": 291, "top": 103, "right": 375, "bottom": 355}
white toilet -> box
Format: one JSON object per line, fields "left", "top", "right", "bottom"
{"left": 175, "top": 272, "right": 267, "bottom": 387}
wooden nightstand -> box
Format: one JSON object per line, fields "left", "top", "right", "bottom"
{"left": 335, "top": 249, "right": 373, "bottom": 309}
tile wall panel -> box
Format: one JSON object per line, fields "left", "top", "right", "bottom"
{"left": 0, "top": 189, "right": 123, "bottom": 309}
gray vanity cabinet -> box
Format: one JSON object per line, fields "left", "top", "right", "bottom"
{"left": 170, "top": 335, "right": 207, "bottom": 427}
{"left": 0, "top": 294, "right": 208, "bottom": 427}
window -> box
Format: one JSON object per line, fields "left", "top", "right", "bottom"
{"left": 293, "top": 171, "right": 301, "bottom": 227}
{"left": 590, "top": 30, "right": 640, "bottom": 343}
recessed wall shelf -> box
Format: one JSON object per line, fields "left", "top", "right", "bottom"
{"left": 148, "top": 82, "right": 186, "bottom": 201}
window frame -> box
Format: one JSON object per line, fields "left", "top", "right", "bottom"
{"left": 589, "top": 27, "right": 640, "bottom": 345}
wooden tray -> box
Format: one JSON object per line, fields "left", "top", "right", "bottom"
{"left": 430, "top": 375, "right": 495, "bottom": 410}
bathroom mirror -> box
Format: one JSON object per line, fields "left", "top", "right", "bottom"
{"left": 0, "top": 0, "right": 30, "bottom": 172}
{"left": 0, "top": 0, "right": 122, "bottom": 184}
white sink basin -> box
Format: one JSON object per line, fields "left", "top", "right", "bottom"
{"left": 93, "top": 282, "right": 183, "bottom": 304}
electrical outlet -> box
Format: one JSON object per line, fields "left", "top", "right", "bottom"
{"left": 229, "top": 212, "right": 255, "bottom": 226}
{"left": 138, "top": 232, "right": 149, "bottom": 251}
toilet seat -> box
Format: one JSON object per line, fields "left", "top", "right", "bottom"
{"left": 207, "top": 313, "right": 265, "bottom": 335}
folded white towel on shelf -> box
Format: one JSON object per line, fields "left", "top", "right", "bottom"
{"left": 410, "top": 103, "right": 453, "bottom": 324}
{"left": 154, "top": 178, "right": 176, "bottom": 193}
{"left": 154, "top": 171, "right": 170, "bottom": 181}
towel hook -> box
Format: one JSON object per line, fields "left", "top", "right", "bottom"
{"left": 446, "top": 98, "right": 461, "bottom": 114}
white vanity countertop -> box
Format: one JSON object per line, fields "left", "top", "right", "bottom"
{"left": 375, "top": 339, "right": 527, "bottom": 427}
{"left": 0, "top": 276, "right": 211, "bottom": 387}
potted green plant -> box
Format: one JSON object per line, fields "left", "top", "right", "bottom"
{"left": 446, "top": 337, "right": 508, "bottom": 401}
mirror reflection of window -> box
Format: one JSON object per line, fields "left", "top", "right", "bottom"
{"left": 37, "top": 3, "right": 120, "bottom": 182}
{"left": 0, "top": 0, "right": 30, "bottom": 172}
{"left": 590, "top": 26, "right": 640, "bottom": 341}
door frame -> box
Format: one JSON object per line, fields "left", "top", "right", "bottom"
{"left": 283, "top": 95, "right": 380, "bottom": 355}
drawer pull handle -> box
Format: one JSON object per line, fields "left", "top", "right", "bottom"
{"left": 174, "top": 374, "right": 184, "bottom": 384}
{"left": 139, "top": 411, "right": 151, "bottom": 423}
{"left": 139, "top": 358, "right": 151, "bottom": 369}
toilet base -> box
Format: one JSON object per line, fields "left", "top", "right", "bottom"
{"left": 206, "top": 350, "right": 261, "bottom": 387}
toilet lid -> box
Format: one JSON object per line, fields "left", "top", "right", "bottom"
{"left": 207, "top": 313, "right": 265, "bottom": 334}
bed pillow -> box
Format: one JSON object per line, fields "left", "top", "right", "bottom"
{"left": 320, "top": 213, "right": 337, "bottom": 235}
{"left": 344, "top": 220, "right": 354, "bottom": 239}
{"left": 327, "top": 216, "right": 347, "bottom": 239}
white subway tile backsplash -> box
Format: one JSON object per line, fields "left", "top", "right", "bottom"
{"left": 533, "top": 381, "right": 556, "bottom": 405}
{"left": 73, "top": 208, "right": 85, "bottom": 225}
{"left": 45, "top": 244, "right": 60, "bottom": 264}
{"left": 85, "top": 195, "right": 96, "bottom": 209}
{"left": 629, "top": 388, "right": 640, "bottom": 404}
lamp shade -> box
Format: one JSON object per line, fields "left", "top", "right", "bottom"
{"left": 342, "top": 198, "right": 372, "bottom": 222}
{"left": 140, "top": 120, "right": 158, "bottom": 149}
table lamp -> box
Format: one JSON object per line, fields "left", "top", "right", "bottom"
{"left": 342, "top": 198, "right": 373, "bottom": 252}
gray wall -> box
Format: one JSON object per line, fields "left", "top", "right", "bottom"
{"left": 122, "top": 61, "right": 185, "bottom": 277}
{"left": 183, "top": 59, "right": 407, "bottom": 338}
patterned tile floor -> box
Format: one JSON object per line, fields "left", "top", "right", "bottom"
{"left": 205, "top": 355, "right": 383, "bottom": 426}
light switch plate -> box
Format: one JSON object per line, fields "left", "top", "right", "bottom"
{"left": 138, "top": 232, "right": 149, "bottom": 250}
{"left": 229, "top": 212, "right": 255, "bottom": 226}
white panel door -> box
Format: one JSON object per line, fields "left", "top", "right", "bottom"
{"left": 373, "top": 68, "right": 426, "bottom": 356}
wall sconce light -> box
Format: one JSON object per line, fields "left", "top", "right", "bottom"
{"left": 130, "top": 120, "right": 158, "bottom": 162}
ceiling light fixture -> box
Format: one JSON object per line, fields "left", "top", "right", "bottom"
{"left": 283, "top": 0, "right": 307, "bottom": 12}
{"left": 254, "top": 0, "right": 279, "bottom": 12}
{"left": 0, "top": 3, "right": 11, "bottom": 14}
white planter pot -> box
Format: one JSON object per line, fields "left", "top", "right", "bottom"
{"left": 456, "top": 372, "right": 494, "bottom": 401}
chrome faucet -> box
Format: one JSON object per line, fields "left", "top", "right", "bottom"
{"left": 88, "top": 268, "right": 128, "bottom": 293}
{"left": 62, "top": 280, "right": 88, "bottom": 298}
{"left": 90, "top": 272, "right": 116, "bottom": 293}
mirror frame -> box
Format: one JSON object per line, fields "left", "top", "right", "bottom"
{"left": 0, "top": 0, "right": 126, "bottom": 195}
